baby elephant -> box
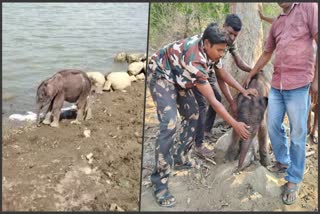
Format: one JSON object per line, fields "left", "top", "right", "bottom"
{"left": 225, "top": 71, "right": 271, "bottom": 170}
{"left": 36, "top": 69, "right": 92, "bottom": 128}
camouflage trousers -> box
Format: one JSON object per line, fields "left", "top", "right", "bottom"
{"left": 148, "top": 75, "right": 199, "bottom": 191}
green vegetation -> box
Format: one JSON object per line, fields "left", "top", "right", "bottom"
{"left": 148, "top": 2, "right": 281, "bottom": 52}
{"left": 261, "top": 3, "right": 282, "bottom": 38}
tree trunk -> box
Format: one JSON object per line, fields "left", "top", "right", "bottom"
{"left": 220, "top": 3, "right": 273, "bottom": 110}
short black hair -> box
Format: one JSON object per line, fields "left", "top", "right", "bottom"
{"left": 202, "top": 22, "right": 228, "bottom": 46}
{"left": 225, "top": 14, "right": 242, "bottom": 32}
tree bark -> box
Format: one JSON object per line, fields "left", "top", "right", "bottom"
{"left": 220, "top": 3, "right": 273, "bottom": 109}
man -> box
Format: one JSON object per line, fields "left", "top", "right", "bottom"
{"left": 147, "top": 23, "right": 257, "bottom": 207}
{"left": 244, "top": 2, "right": 318, "bottom": 205}
{"left": 192, "top": 14, "right": 254, "bottom": 158}
{"left": 258, "top": 4, "right": 318, "bottom": 145}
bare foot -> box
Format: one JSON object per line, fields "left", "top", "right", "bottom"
{"left": 71, "top": 120, "right": 81, "bottom": 125}
{"left": 50, "top": 121, "right": 59, "bottom": 128}
{"left": 42, "top": 118, "right": 51, "bottom": 125}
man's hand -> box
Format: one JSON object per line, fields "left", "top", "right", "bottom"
{"left": 234, "top": 121, "right": 251, "bottom": 140}
{"left": 241, "top": 88, "right": 258, "bottom": 99}
{"left": 243, "top": 75, "right": 252, "bottom": 89}
{"left": 258, "top": 4, "right": 264, "bottom": 20}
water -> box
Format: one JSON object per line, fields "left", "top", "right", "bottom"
{"left": 2, "top": 3, "right": 149, "bottom": 118}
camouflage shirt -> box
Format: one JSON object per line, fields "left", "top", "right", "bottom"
{"left": 149, "top": 34, "right": 236, "bottom": 89}
{"left": 149, "top": 34, "right": 216, "bottom": 89}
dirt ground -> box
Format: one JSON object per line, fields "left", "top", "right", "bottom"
{"left": 2, "top": 80, "right": 145, "bottom": 211}
{"left": 141, "top": 90, "right": 318, "bottom": 212}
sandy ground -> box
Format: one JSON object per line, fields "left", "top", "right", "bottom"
{"left": 2, "top": 80, "right": 145, "bottom": 211}
{"left": 141, "top": 90, "right": 318, "bottom": 212}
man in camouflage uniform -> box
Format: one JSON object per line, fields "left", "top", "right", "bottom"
{"left": 193, "top": 14, "right": 253, "bottom": 158}
{"left": 147, "top": 23, "right": 257, "bottom": 207}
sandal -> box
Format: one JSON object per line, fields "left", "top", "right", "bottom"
{"left": 173, "top": 153, "right": 193, "bottom": 170}
{"left": 153, "top": 188, "right": 176, "bottom": 208}
{"left": 282, "top": 182, "right": 299, "bottom": 205}
{"left": 310, "top": 134, "right": 318, "bottom": 144}
{"left": 267, "top": 162, "right": 288, "bottom": 173}
{"left": 193, "top": 144, "right": 215, "bottom": 159}
{"left": 173, "top": 161, "right": 193, "bottom": 170}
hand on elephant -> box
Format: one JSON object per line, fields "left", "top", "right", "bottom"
{"left": 243, "top": 75, "right": 252, "bottom": 90}
{"left": 241, "top": 88, "right": 258, "bottom": 99}
{"left": 233, "top": 121, "right": 251, "bottom": 140}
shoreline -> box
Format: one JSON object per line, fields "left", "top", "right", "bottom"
{"left": 2, "top": 80, "right": 145, "bottom": 211}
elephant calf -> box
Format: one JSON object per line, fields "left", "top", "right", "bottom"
{"left": 225, "top": 71, "right": 271, "bottom": 170}
{"left": 36, "top": 69, "right": 92, "bottom": 128}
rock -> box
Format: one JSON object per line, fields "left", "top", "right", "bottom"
{"left": 128, "top": 62, "right": 144, "bottom": 75}
{"left": 187, "top": 197, "right": 191, "bottom": 205}
{"left": 114, "top": 52, "right": 127, "bottom": 63}
{"left": 134, "top": 131, "right": 140, "bottom": 138}
{"left": 216, "top": 129, "right": 258, "bottom": 153}
{"left": 86, "top": 72, "right": 106, "bottom": 93}
{"left": 140, "top": 53, "right": 147, "bottom": 61}
{"left": 129, "top": 75, "right": 137, "bottom": 82}
{"left": 9, "top": 112, "right": 39, "bottom": 121}
{"left": 215, "top": 129, "right": 233, "bottom": 153}
{"left": 137, "top": 138, "right": 142, "bottom": 144}
{"left": 110, "top": 203, "right": 125, "bottom": 212}
{"left": 3, "top": 93, "right": 16, "bottom": 101}
{"left": 103, "top": 80, "right": 112, "bottom": 91}
{"left": 126, "top": 53, "right": 145, "bottom": 64}
{"left": 243, "top": 166, "right": 283, "bottom": 197}
{"left": 143, "top": 61, "right": 147, "bottom": 73}
{"left": 86, "top": 153, "right": 93, "bottom": 160}
{"left": 216, "top": 129, "right": 259, "bottom": 169}
{"left": 135, "top": 73, "right": 145, "bottom": 80}
{"left": 104, "top": 72, "right": 131, "bottom": 91}
{"left": 83, "top": 128, "right": 91, "bottom": 138}
{"left": 83, "top": 167, "right": 92, "bottom": 175}
{"left": 86, "top": 153, "right": 94, "bottom": 164}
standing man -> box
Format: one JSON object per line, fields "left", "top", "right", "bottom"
{"left": 258, "top": 4, "right": 318, "bottom": 144}
{"left": 244, "top": 3, "right": 318, "bottom": 205}
{"left": 192, "top": 14, "right": 254, "bottom": 158}
{"left": 147, "top": 23, "right": 257, "bottom": 207}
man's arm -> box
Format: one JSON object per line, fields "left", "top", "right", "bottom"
{"left": 215, "top": 67, "right": 258, "bottom": 97}
{"left": 195, "top": 82, "right": 250, "bottom": 140}
{"left": 217, "top": 76, "right": 237, "bottom": 115}
{"left": 258, "top": 4, "right": 275, "bottom": 24}
{"left": 244, "top": 51, "right": 273, "bottom": 88}
{"left": 231, "top": 51, "right": 252, "bottom": 72}
{"left": 310, "top": 33, "right": 318, "bottom": 103}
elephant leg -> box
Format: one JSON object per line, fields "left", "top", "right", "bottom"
{"left": 42, "top": 100, "right": 54, "bottom": 125}
{"left": 225, "top": 129, "right": 240, "bottom": 161}
{"left": 84, "top": 95, "right": 92, "bottom": 120}
{"left": 50, "top": 92, "right": 64, "bottom": 128}
{"left": 258, "top": 116, "right": 270, "bottom": 167}
{"left": 71, "top": 93, "right": 87, "bottom": 124}
{"left": 238, "top": 138, "right": 253, "bottom": 170}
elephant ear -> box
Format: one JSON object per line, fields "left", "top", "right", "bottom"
{"left": 45, "top": 75, "right": 60, "bottom": 97}
{"left": 258, "top": 96, "right": 268, "bottom": 110}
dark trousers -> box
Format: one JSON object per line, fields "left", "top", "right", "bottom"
{"left": 148, "top": 76, "right": 199, "bottom": 191}
{"left": 192, "top": 81, "right": 221, "bottom": 146}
